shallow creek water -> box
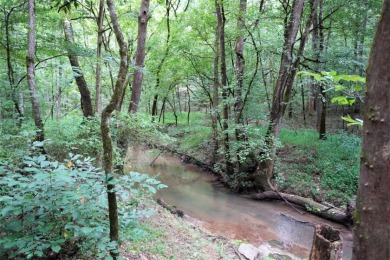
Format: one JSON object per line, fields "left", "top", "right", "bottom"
{"left": 125, "top": 146, "right": 352, "bottom": 259}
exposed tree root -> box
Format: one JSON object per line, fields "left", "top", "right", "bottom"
{"left": 156, "top": 198, "right": 184, "bottom": 217}
{"left": 247, "top": 191, "right": 349, "bottom": 226}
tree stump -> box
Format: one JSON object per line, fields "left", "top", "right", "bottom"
{"left": 309, "top": 224, "right": 343, "bottom": 260}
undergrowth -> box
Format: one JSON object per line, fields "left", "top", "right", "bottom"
{"left": 277, "top": 129, "right": 360, "bottom": 207}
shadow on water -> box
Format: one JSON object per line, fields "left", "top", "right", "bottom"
{"left": 125, "top": 146, "right": 352, "bottom": 259}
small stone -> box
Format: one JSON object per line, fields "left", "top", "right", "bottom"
{"left": 238, "top": 243, "right": 259, "bottom": 260}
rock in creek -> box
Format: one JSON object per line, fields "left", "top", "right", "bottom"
{"left": 239, "top": 242, "right": 302, "bottom": 260}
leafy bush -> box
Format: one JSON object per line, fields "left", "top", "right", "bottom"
{"left": 0, "top": 152, "right": 166, "bottom": 259}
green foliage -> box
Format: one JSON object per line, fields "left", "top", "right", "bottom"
{"left": 0, "top": 120, "right": 36, "bottom": 163}
{"left": 114, "top": 112, "right": 173, "bottom": 147}
{"left": 0, "top": 151, "right": 166, "bottom": 259}
{"left": 276, "top": 129, "right": 361, "bottom": 207}
{"left": 298, "top": 70, "right": 365, "bottom": 127}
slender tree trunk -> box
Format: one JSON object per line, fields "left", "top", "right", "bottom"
{"left": 187, "top": 85, "right": 191, "bottom": 126}
{"left": 101, "top": 1, "right": 129, "bottom": 257}
{"left": 57, "top": 63, "right": 62, "bottom": 120}
{"left": 215, "top": 0, "right": 233, "bottom": 176}
{"left": 312, "top": 0, "right": 326, "bottom": 139}
{"left": 233, "top": 0, "right": 248, "bottom": 171}
{"left": 211, "top": 18, "right": 220, "bottom": 162}
{"left": 64, "top": 19, "right": 94, "bottom": 118}
{"left": 26, "top": 0, "right": 44, "bottom": 144}
{"left": 129, "top": 0, "right": 151, "bottom": 113}
{"left": 353, "top": 2, "right": 390, "bottom": 259}
{"left": 4, "top": 3, "right": 24, "bottom": 118}
{"left": 95, "top": 0, "right": 104, "bottom": 114}
{"left": 19, "top": 92, "right": 24, "bottom": 116}
{"left": 253, "top": 0, "right": 305, "bottom": 191}
{"left": 318, "top": 84, "right": 327, "bottom": 140}
{"left": 151, "top": 0, "right": 171, "bottom": 121}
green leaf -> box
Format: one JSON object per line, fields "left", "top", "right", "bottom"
{"left": 51, "top": 245, "right": 61, "bottom": 253}
{"left": 334, "top": 85, "right": 345, "bottom": 91}
{"left": 331, "top": 96, "right": 349, "bottom": 105}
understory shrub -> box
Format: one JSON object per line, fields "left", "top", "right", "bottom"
{"left": 0, "top": 151, "right": 166, "bottom": 259}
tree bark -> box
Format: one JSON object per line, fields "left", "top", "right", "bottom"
{"left": 353, "top": 1, "right": 390, "bottom": 259}
{"left": 101, "top": 0, "right": 128, "bottom": 257}
{"left": 26, "top": 0, "right": 44, "bottom": 144}
{"left": 57, "top": 63, "right": 62, "bottom": 120}
{"left": 215, "top": 0, "right": 233, "bottom": 176}
{"left": 253, "top": 0, "right": 305, "bottom": 191}
{"left": 233, "top": 0, "right": 248, "bottom": 171}
{"left": 129, "top": 0, "right": 151, "bottom": 113}
{"left": 95, "top": 0, "right": 104, "bottom": 114}
{"left": 309, "top": 224, "right": 343, "bottom": 260}
{"left": 4, "top": 2, "right": 25, "bottom": 118}
{"left": 64, "top": 19, "right": 94, "bottom": 118}
{"left": 151, "top": 0, "right": 171, "bottom": 121}
{"left": 211, "top": 17, "right": 220, "bottom": 162}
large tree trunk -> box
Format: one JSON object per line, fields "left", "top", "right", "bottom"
{"left": 95, "top": 0, "right": 105, "bottom": 114}
{"left": 353, "top": 1, "right": 390, "bottom": 259}
{"left": 64, "top": 19, "right": 94, "bottom": 118}
{"left": 253, "top": 0, "right": 305, "bottom": 191}
{"left": 101, "top": 0, "right": 128, "bottom": 257}
{"left": 129, "top": 0, "right": 151, "bottom": 113}
{"left": 26, "top": 0, "right": 44, "bottom": 144}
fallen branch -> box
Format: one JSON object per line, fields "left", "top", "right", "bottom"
{"left": 248, "top": 191, "right": 349, "bottom": 225}
{"left": 274, "top": 189, "right": 305, "bottom": 215}
{"left": 150, "top": 151, "right": 163, "bottom": 166}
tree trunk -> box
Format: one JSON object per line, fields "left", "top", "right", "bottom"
{"left": 215, "top": 0, "right": 233, "bottom": 176}
{"left": 64, "top": 19, "right": 94, "bottom": 118}
{"left": 233, "top": 0, "right": 248, "bottom": 171}
{"left": 318, "top": 84, "right": 327, "bottom": 140}
{"left": 309, "top": 224, "right": 343, "bottom": 260}
{"left": 95, "top": 0, "right": 104, "bottom": 114}
{"left": 187, "top": 85, "right": 191, "bottom": 126}
{"left": 4, "top": 3, "right": 24, "bottom": 119}
{"left": 129, "top": 0, "right": 151, "bottom": 113}
{"left": 26, "top": 0, "right": 44, "bottom": 144}
{"left": 353, "top": 2, "right": 390, "bottom": 259}
{"left": 57, "top": 64, "right": 62, "bottom": 120}
{"left": 249, "top": 191, "right": 348, "bottom": 224}
{"left": 211, "top": 18, "right": 220, "bottom": 162}
{"left": 151, "top": 0, "right": 171, "bottom": 121}
{"left": 101, "top": 0, "right": 129, "bottom": 257}
{"left": 253, "top": 0, "right": 305, "bottom": 191}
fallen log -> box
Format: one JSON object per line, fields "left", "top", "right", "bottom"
{"left": 309, "top": 224, "right": 343, "bottom": 260}
{"left": 156, "top": 198, "right": 184, "bottom": 217}
{"left": 248, "top": 191, "right": 349, "bottom": 225}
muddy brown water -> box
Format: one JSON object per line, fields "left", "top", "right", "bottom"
{"left": 125, "top": 146, "right": 352, "bottom": 259}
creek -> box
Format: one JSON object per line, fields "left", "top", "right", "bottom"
{"left": 125, "top": 146, "right": 352, "bottom": 259}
